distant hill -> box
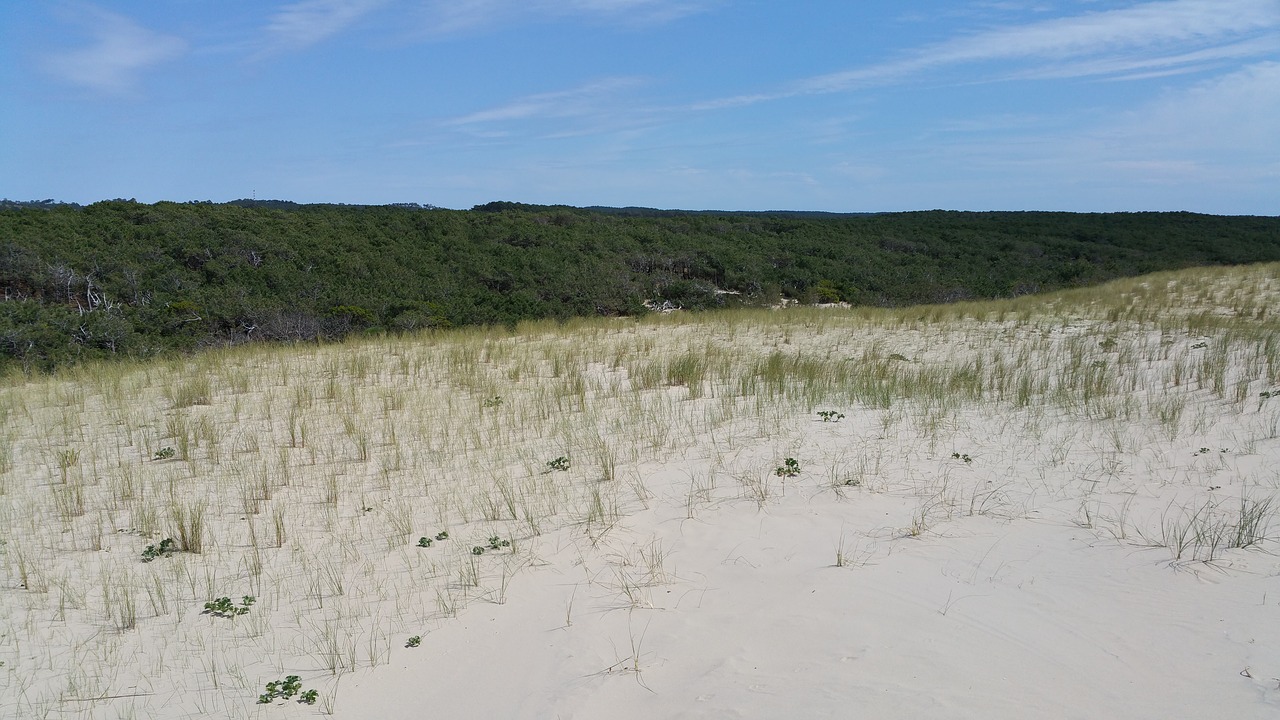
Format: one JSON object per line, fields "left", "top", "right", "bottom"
{"left": 1, "top": 199, "right": 1277, "bottom": 371}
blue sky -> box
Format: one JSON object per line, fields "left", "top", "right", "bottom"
{"left": 2, "top": 1, "right": 1278, "bottom": 213}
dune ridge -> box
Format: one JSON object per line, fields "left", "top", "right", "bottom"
{"left": 2, "top": 264, "right": 1279, "bottom": 718}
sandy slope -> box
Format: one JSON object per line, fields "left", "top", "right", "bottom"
{"left": 340, "top": 406, "right": 1280, "bottom": 719}
{"left": 2, "top": 265, "right": 1279, "bottom": 719}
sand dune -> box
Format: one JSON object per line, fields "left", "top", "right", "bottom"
{"left": 2, "top": 264, "right": 1279, "bottom": 718}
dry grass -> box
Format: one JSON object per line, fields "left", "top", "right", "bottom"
{"left": 1, "top": 262, "right": 1279, "bottom": 718}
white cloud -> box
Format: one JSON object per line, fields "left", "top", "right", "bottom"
{"left": 1008, "top": 35, "right": 1280, "bottom": 81}
{"left": 408, "top": 0, "right": 507, "bottom": 36}
{"left": 925, "top": 0, "right": 1278, "bottom": 64}
{"left": 262, "top": 0, "right": 387, "bottom": 53}
{"left": 445, "top": 77, "right": 648, "bottom": 129}
{"left": 253, "top": 0, "right": 709, "bottom": 52}
{"left": 408, "top": 0, "right": 711, "bottom": 36}
{"left": 547, "top": 0, "right": 710, "bottom": 23}
{"left": 43, "top": 6, "right": 186, "bottom": 95}
{"left": 889, "top": 61, "right": 1280, "bottom": 210}
{"left": 1103, "top": 60, "right": 1280, "bottom": 160}
{"left": 696, "top": 0, "right": 1280, "bottom": 108}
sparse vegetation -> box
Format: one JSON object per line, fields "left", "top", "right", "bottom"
{"left": 4, "top": 201, "right": 1279, "bottom": 372}
{"left": 203, "top": 596, "right": 255, "bottom": 618}
{"left": 0, "top": 262, "right": 1277, "bottom": 717}
{"left": 141, "top": 538, "right": 177, "bottom": 562}
{"left": 258, "top": 674, "right": 318, "bottom": 705}
{"left": 774, "top": 458, "right": 801, "bottom": 478}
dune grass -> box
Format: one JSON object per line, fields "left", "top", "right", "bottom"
{"left": 1, "top": 263, "right": 1279, "bottom": 718}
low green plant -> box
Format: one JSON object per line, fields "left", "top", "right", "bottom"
{"left": 774, "top": 458, "right": 801, "bottom": 477}
{"left": 141, "top": 538, "right": 177, "bottom": 562}
{"left": 258, "top": 674, "right": 317, "bottom": 705}
{"left": 203, "top": 595, "right": 255, "bottom": 618}
{"left": 817, "top": 410, "right": 846, "bottom": 422}
{"left": 417, "top": 537, "right": 433, "bottom": 548}
{"left": 1257, "top": 389, "right": 1277, "bottom": 411}
{"left": 951, "top": 452, "right": 974, "bottom": 464}
{"left": 483, "top": 396, "right": 504, "bottom": 408}
{"left": 487, "top": 535, "right": 511, "bottom": 551}
{"left": 153, "top": 447, "right": 176, "bottom": 460}
{"left": 434, "top": 530, "right": 449, "bottom": 541}
{"left": 471, "top": 545, "right": 485, "bottom": 555}
{"left": 405, "top": 635, "right": 421, "bottom": 648}
{"left": 546, "top": 456, "right": 571, "bottom": 472}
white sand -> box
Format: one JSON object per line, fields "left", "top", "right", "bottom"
{"left": 343, "top": 408, "right": 1280, "bottom": 719}
{"left": 2, "top": 265, "right": 1279, "bottom": 719}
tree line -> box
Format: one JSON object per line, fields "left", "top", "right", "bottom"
{"left": 1, "top": 199, "right": 1277, "bottom": 371}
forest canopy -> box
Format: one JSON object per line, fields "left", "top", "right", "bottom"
{"left": 1, "top": 199, "right": 1278, "bottom": 371}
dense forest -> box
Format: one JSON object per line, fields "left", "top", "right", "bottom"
{"left": 1, "top": 199, "right": 1278, "bottom": 371}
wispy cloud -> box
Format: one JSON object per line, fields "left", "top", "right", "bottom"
{"left": 1102, "top": 60, "right": 1280, "bottom": 160}
{"left": 261, "top": 0, "right": 387, "bottom": 53}
{"left": 254, "top": 0, "right": 706, "bottom": 53}
{"left": 43, "top": 5, "right": 186, "bottom": 95}
{"left": 407, "top": 0, "right": 507, "bottom": 36}
{"left": 548, "top": 0, "right": 711, "bottom": 23}
{"left": 874, "top": 60, "right": 1280, "bottom": 210}
{"left": 444, "top": 77, "right": 650, "bottom": 134}
{"left": 408, "top": 0, "right": 712, "bottom": 37}
{"left": 1010, "top": 35, "right": 1280, "bottom": 81}
{"left": 694, "top": 0, "right": 1280, "bottom": 109}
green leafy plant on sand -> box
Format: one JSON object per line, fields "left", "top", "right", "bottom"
{"left": 774, "top": 458, "right": 801, "bottom": 477}
{"left": 141, "top": 538, "right": 177, "bottom": 562}
{"left": 417, "top": 531, "right": 450, "bottom": 547}
{"left": 470, "top": 536, "right": 510, "bottom": 555}
{"left": 417, "top": 530, "right": 451, "bottom": 547}
{"left": 951, "top": 452, "right": 974, "bottom": 464}
{"left": 546, "top": 456, "right": 571, "bottom": 472}
{"left": 405, "top": 635, "right": 421, "bottom": 648}
{"left": 153, "top": 447, "right": 176, "bottom": 460}
{"left": 203, "top": 596, "right": 255, "bottom": 618}
{"left": 258, "top": 675, "right": 317, "bottom": 705}
{"left": 817, "top": 410, "right": 846, "bottom": 422}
